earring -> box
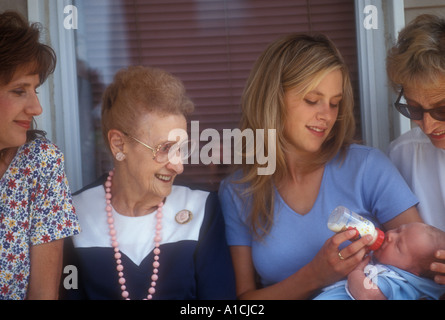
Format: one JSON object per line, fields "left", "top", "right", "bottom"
{"left": 115, "top": 152, "right": 126, "bottom": 161}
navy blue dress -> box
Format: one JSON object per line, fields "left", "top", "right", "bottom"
{"left": 62, "top": 178, "right": 236, "bottom": 300}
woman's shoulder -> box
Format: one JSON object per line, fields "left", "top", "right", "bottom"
{"left": 72, "top": 183, "right": 105, "bottom": 224}
{"left": 388, "top": 127, "right": 435, "bottom": 159}
{"left": 72, "top": 177, "right": 105, "bottom": 210}
{"left": 11, "top": 137, "right": 65, "bottom": 179}
{"left": 218, "top": 170, "right": 247, "bottom": 198}
{"left": 346, "top": 143, "right": 377, "bottom": 153}
{"left": 329, "top": 144, "right": 393, "bottom": 173}
{"left": 389, "top": 127, "right": 428, "bottom": 149}
{"left": 169, "top": 185, "right": 210, "bottom": 212}
{"left": 19, "top": 136, "right": 64, "bottom": 162}
{"left": 73, "top": 182, "right": 103, "bottom": 201}
{"left": 219, "top": 169, "right": 245, "bottom": 190}
{"left": 343, "top": 143, "right": 388, "bottom": 162}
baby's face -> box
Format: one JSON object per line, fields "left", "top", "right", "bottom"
{"left": 373, "top": 222, "right": 431, "bottom": 275}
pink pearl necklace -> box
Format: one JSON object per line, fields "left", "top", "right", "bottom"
{"left": 105, "top": 170, "right": 163, "bottom": 300}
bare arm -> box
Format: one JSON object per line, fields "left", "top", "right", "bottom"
{"left": 230, "top": 246, "right": 322, "bottom": 299}
{"left": 347, "top": 270, "right": 386, "bottom": 300}
{"left": 26, "top": 239, "right": 64, "bottom": 300}
{"left": 347, "top": 258, "right": 386, "bottom": 300}
{"left": 230, "top": 229, "right": 373, "bottom": 300}
{"left": 382, "top": 206, "right": 422, "bottom": 230}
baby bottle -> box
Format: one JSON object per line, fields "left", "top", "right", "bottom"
{"left": 327, "top": 206, "right": 384, "bottom": 251}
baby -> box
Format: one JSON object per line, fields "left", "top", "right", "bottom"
{"left": 315, "top": 222, "right": 445, "bottom": 300}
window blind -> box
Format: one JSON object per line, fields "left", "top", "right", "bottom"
{"left": 76, "top": 0, "right": 360, "bottom": 191}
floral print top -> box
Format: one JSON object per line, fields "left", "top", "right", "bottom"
{"left": 0, "top": 137, "right": 80, "bottom": 299}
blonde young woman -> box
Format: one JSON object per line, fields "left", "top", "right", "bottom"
{"left": 387, "top": 14, "right": 445, "bottom": 285}
{"left": 218, "top": 33, "right": 422, "bottom": 299}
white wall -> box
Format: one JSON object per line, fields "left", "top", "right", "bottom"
{"left": 0, "top": 0, "right": 27, "bottom": 15}
{"left": 405, "top": 0, "right": 445, "bottom": 23}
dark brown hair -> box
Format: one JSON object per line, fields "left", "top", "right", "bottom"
{"left": 0, "top": 11, "right": 56, "bottom": 86}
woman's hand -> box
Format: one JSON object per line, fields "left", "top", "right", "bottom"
{"left": 309, "top": 229, "right": 373, "bottom": 289}
{"left": 431, "top": 250, "right": 445, "bottom": 285}
{"left": 229, "top": 229, "right": 373, "bottom": 300}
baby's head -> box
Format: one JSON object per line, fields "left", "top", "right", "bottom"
{"left": 373, "top": 222, "right": 445, "bottom": 279}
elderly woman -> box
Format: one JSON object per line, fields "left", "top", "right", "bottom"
{"left": 65, "top": 66, "right": 235, "bottom": 300}
{"left": 387, "top": 14, "right": 445, "bottom": 285}
{"left": 0, "top": 11, "right": 80, "bottom": 299}
{"left": 218, "top": 33, "right": 422, "bottom": 300}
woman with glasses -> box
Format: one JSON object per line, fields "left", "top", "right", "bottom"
{"left": 0, "top": 11, "right": 80, "bottom": 300}
{"left": 387, "top": 14, "right": 445, "bottom": 285}
{"left": 64, "top": 66, "right": 235, "bottom": 299}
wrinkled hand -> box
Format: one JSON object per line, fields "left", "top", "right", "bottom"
{"left": 431, "top": 250, "right": 445, "bottom": 285}
{"left": 309, "top": 229, "right": 373, "bottom": 288}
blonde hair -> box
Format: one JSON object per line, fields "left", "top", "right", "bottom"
{"left": 387, "top": 14, "right": 445, "bottom": 89}
{"left": 101, "top": 66, "right": 194, "bottom": 150}
{"left": 237, "top": 33, "right": 355, "bottom": 239}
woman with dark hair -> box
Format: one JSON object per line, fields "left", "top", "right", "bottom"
{"left": 0, "top": 11, "right": 80, "bottom": 299}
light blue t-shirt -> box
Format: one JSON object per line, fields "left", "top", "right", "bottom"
{"left": 218, "top": 144, "right": 419, "bottom": 287}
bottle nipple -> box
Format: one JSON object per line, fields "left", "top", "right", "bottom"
{"left": 368, "top": 228, "right": 385, "bottom": 251}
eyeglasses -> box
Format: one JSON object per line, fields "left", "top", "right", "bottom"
{"left": 123, "top": 132, "right": 195, "bottom": 164}
{"left": 395, "top": 88, "right": 445, "bottom": 121}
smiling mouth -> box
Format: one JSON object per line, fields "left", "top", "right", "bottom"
{"left": 307, "top": 126, "right": 325, "bottom": 132}
{"left": 156, "top": 174, "right": 172, "bottom": 182}
{"left": 428, "top": 130, "right": 445, "bottom": 140}
{"left": 15, "top": 120, "right": 31, "bottom": 130}
{"left": 307, "top": 126, "right": 327, "bottom": 137}
{"left": 430, "top": 130, "right": 445, "bottom": 137}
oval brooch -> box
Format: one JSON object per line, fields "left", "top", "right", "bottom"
{"left": 175, "top": 209, "right": 193, "bottom": 224}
